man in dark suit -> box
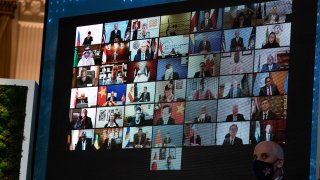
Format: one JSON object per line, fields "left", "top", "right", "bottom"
{"left": 230, "top": 30, "right": 244, "bottom": 51}
{"left": 190, "top": 134, "right": 201, "bottom": 146}
{"left": 133, "top": 128, "right": 146, "bottom": 148}
{"left": 198, "top": 34, "right": 211, "bottom": 53}
{"left": 253, "top": 141, "right": 284, "bottom": 180}
{"left": 225, "top": 80, "right": 242, "bottom": 98}
{"left": 109, "top": 23, "right": 122, "bottom": 43}
{"left": 194, "top": 62, "right": 211, "bottom": 78}
{"left": 194, "top": 106, "right": 211, "bottom": 123}
{"left": 200, "top": 11, "right": 214, "bottom": 31}
{"left": 259, "top": 77, "right": 280, "bottom": 96}
{"left": 75, "top": 131, "right": 93, "bottom": 151}
{"left": 226, "top": 104, "right": 245, "bottom": 122}
{"left": 259, "top": 124, "right": 276, "bottom": 142}
{"left": 257, "top": 98, "right": 277, "bottom": 120}
{"left": 137, "top": 87, "right": 150, "bottom": 102}
{"left": 156, "top": 105, "right": 176, "bottom": 125}
{"left": 260, "top": 54, "right": 281, "bottom": 72}
{"left": 129, "top": 106, "right": 145, "bottom": 126}
{"left": 134, "top": 42, "right": 151, "bottom": 61}
{"left": 107, "top": 91, "right": 118, "bottom": 102}
{"left": 163, "top": 132, "right": 173, "bottom": 147}
{"left": 73, "top": 109, "right": 93, "bottom": 129}
{"left": 222, "top": 124, "right": 243, "bottom": 145}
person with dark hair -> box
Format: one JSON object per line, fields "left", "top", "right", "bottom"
{"left": 156, "top": 105, "right": 176, "bottom": 125}
{"left": 163, "top": 132, "right": 173, "bottom": 147}
{"left": 160, "top": 83, "right": 174, "bottom": 102}
{"left": 73, "top": 109, "right": 93, "bottom": 129}
{"left": 194, "top": 62, "right": 211, "bottom": 78}
{"left": 198, "top": 33, "right": 211, "bottom": 54}
{"left": 83, "top": 31, "right": 93, "bottom": 45}
{"left": 75, "top": 131, "right": 93, "bottom": 151}
{"left": 106, "top": 65, "right": 123, "bottom": 84}
{"left": 259, "top": 77, "right": 280, "bottom": 96}
{"left": 162, "top": 64, "right": 179, "bottom": 80}
{"left": 77, "top": 68, "right": 93, "bottom": 87}
{"left": 104, "top": 112, "right": 119, "bottom": 128}
{"left": 200, "top": 10, "right": 214, "bottom": 31}
{"left": 138, "top": 87, "right": 150, "bottom": 102}
{"left": 253, "top": 141, "right": 284, "bottom": 180}
{"left": 262, "top": 32, "right": 280, "bottom": 49}
{"left": 193, "top": 78, "right": 214, "bottom": 100}
{"left": 229, "top": 51, "right": 244, "bottom": 74}
{"left": 265, "top": 6, "right": 280, "bottom": 24}
{"left": 222, "top": 124, "right": 243, "bottom": 145}
{"left": 110, "top": 23, "right": 122, "bottom": 43}
{"left": 133, "top": 128, "right": 146, "bottom": 148}
{"left": 232, "top": 12, "right": 247, "bottom": 28}
{"left": 129, "top": 106, "right": 145, "bottom": 126}
{"left": 138, "top": 23, "right": 150, "bottom": 39}
{"left": 257, "top": 98, "right": 277, "bottom": 120}
{"left": 194, "top": 106, "right": 211, "bottom": 123}
{"left": 161, "top": 156, "right": 175, "bottom": 170}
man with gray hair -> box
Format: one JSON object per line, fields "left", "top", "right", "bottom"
{"left": 253, "top": 141, "right": 284, "bottom": 180}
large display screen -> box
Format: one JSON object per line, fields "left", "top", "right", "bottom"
{"left": 46, "top": 0, "right": 316, "bottom": 179}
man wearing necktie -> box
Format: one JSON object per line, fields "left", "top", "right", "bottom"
{"left": 134, "top": 41, "right": 150, "bottom": 61}
{"left": 259, "top": 77, "right": 280, "bottom": 96}
{"left": 230, "top": 30, "right": 244, "bottom": 51}
{"left": 200, "top": 10, "right": 213, "bottom": 31}
{"left": 222, "top": 124, "right": 243, "bottom": 145}
{"left": 260, "top": 54, "right": 281, "bottom": 72}
{"left": 258, "top": 98, "right": 277, "bottom": 121}
{"left": 194, "top": 62, "right": 210, "bottom": 78}
{"left": 75, "top": 131, "right": 93, "bottom": 151}
{"left": 110, "top": 23, "right": 122, "bottom": 43}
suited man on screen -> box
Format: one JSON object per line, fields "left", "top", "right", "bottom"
{"left": 222, "top": 124, "right": 243, "bottom": 145}
{"left": 230, "top": 30, "right": 244, "bottom": 51}
{"left": 75, "top": 131, "right": 93, "bottom": 151}
{"left": 133, "top": 128, "right": 147, "bottom": 148}
{"left": 260, "top": 54, "right": 280, "bottom": 72}
{"left": 226, "top": 104, "right": 245, "bottom": 122}
{"left": 197, "top": 34, "right": 211, "bottom": 54}
{"left": 134, "top": 41, "right": 151, "bottom": 61}
{"left": 257, "top": 98, "right": 276, "bottom": 120}
{"left": 225, "top": 80, "right": 242, "bottom": 98}
{"left": 109, "top": 23, "right": 122, "bottom": 43}
{"left": 200, "top": 10, "right": 214, "bottom": 31}
{"left": 259, "top": 77, "right": 280, "bottom": 96}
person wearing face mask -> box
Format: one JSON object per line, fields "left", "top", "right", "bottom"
{"left": 162, "top": 64, "right": 179, "bottom": 80}
{"left": 156, "top": 105, "right": 176, "bottom": 125}
{"left": 253, "top": 141, "right": 284, "bottom": 180}
{"left": 129, "top": 106, "right": 145, "bottom": 126}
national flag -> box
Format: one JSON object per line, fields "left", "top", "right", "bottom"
{"left": 76, "top": 31, "right": 80, "bottom": 46}
{"left": 151, "top": 38, "right": 157, "bottom": 59}
{"left": 284, "top": 72, "right": 289, "bottom": 94}
{"left": 189, "top": 34, "right": 195, "bottom": 54}
{"left": 73, "top": 47, "right": 79, "bottom": 67}
{"left": 97, "top": 86, "right": 107, "bottom": 106}
{"left": 248, "top": 27, "right": 256, "bottom": 49}
{"left": 94, "top": 134, "right": 100, "bottom": 150}
{"left": 256, "top": 3, "right": 262, "bottom": 19}
{"left": 221, "top": 31, "right": 226, "bottom": 52}
{"left": 151, "top": 151, "right": 158, "bottom": 170}
{"left": 263, "top": 3, "right": 267, "bottom": 18}
{"left": 254, "top": 121, "right": 261, "bottom": 142}
{"left": 257, "top": 54, "right": 261, "bottom": 72}
{"left": 265, "top": 27, "right": 269, "bottom": 44}
{"left": 158, "top": 39, "right": 163, "bottom": 56}
{"left": 128, "top": 85, "right": 134, "bottom": 103}
{"left": 73, "top": 88, "right": 78, "bottom": 108}
{"left": 155, "top": 128, "right": 163, "bottom": 147}
{"left": 124, "top": 127, "right": 131, "bottom": 148}
{"left": 102, "top": 25, "right": 106, "bottom": 44}
{"left": 190, "top": 11, "right": 198, "bottom": 32}
{"left": 210, "top": 9, "right": 218, "bottom": 29}
{"left": 121, "top": 93, "right": 126, "bottom": 105}
{"left": 166, "top": 18, "right": 170, "bottom": 36}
